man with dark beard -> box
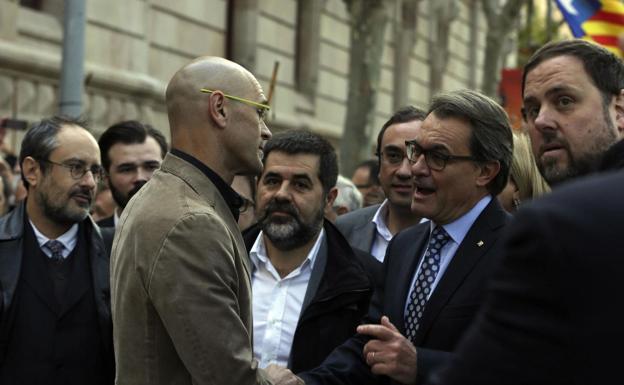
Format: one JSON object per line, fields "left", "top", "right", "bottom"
{"left": 0, "top": 116, "right": 114, "bottom": 384}
{"left": 96, "top": 120, "right": 167, "bottom": 227}
{"left": 243, "top": 130, "right": 381, "bottom": 374}
{"left": 522, "top": 39, "right": 624, "bottom": 186}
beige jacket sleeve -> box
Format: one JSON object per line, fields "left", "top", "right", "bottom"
{"left": 147, "top": 212, "right": 273, "bottom": 385}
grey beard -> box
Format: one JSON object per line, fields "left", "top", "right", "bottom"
{"left": 38, "top": 190, "right": 89, "bottom": 225}
{"left": 261, "top": 212, "right": 323, "bottom": 251}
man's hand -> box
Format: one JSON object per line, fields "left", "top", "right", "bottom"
{"left": 358, "top": 316, "right": 418, "bottom": 385}
{"left": 265, "top": 364, "right": 305, "bottom": 385}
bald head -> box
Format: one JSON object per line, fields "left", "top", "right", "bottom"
{"left": 166, "top": 57, "right": 261, "bottom": 135}
{"left": 164, "top": 56, "right": 272, "bottom": 183}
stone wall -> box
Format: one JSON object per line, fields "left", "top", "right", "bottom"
{"left": 0, "top": 0, "right": 507, "bottom": 155}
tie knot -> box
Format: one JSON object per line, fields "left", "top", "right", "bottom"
{"left": 45, "top": 240, "right": 65, "bottom": 260}
{"left": 428, "top": 226, "right": 450, "bottom": 253}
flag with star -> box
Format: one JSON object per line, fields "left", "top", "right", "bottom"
{"left": 555, "top": 0, "right": 624, "bottom": 57}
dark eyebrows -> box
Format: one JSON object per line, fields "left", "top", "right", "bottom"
{"left": 262, "top": 171, "right": 282, "bottom": 180}
{"left": 61, "top": 157, "right": 94, "bottom": 166}
{"left": 383, "top": 144, "right": 404, "bottom": 152}
{"left": 524, "top": 85, "right": 577, "bottom": 105}
{"left": 420, "top": 143, "right": 449, "bottom": 153}
{"left": 292, "top": 174, "right": 313, "bottom": 183}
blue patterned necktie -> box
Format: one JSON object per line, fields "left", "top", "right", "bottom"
{"left": 45, "top": 240, "right": 65, "bottom": 263}
{"left": 404, "top": 226, "right": 451, "bottom": 343}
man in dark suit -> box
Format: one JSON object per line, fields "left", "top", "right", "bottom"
{"left": 96, "top": 120, "right": 167, "bottom": 228}
{"left": 427, "top": 169, "right": 624, "bottom": 385}
{"left": 337, "top": 106, "right": 427, "bottom": 262}
{"left": 0, "top": 116, "right": 113, "bottom": 384}
{"left": 300, "top": 89, "right": 513, "bottom": 385}
{"left": 243, "top": 130, "right": 381, "bottom": 374}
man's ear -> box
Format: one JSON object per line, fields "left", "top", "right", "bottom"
{"left": 325, "top": 187, "right": 338, "bottom": 211}
{"left": 475, "top": 160, "right": 500, "bottom": 189}
{"left": 614, "top": 89, "right": 624, "bottom": 137}
{"left": 21, "top": 156, "right": 40, "bottom": 188}
{"left": 208, "top": 91, "right": 228, "bottom": 129}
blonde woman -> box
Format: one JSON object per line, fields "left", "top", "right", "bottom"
{"left": 498, "top": 131, "right": 550, "bottom": 212}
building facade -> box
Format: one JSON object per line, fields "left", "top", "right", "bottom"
{"left": 0, "top": 0, "right": 503, "bottom": 154}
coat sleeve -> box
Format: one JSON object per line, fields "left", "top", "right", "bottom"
{"left": 147, "top": 212, "right": 273, "bottom": 385}
{"left": 298, "top": 233, "right": 391, "bottom": 385}
{"left": 426, "top": 206, "right": 569, "bottom": 385}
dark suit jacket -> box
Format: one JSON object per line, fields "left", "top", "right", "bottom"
{"left": 243, "top": 220, "right": 382, "bottom": 373}
{"left": 335, "top": 204, "right": 380, "bottom": 253}
{"left": 96, "top": 215, "right": 115, "bottom": 228}
{"left": 429, "top": 171, "right": 624, "bottom": 385}
{"left": 300, "top": 197, "right": 511, "bottom": 385}
{"left": 0, "top": 202, "right": 113, "bottom": 375}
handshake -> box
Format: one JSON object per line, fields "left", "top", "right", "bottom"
{"left": 265, "top": 364, "right": 305, "bottom": 385}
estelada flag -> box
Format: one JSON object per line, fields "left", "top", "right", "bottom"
{"left": 555, "top": 0, "right": 624, "bottom": 57}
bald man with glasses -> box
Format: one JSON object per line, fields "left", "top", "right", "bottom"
{"left": 111, "top": 56, "right": 302, "bottom": 385}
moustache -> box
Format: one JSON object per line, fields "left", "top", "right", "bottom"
{"left": 70, "top": 187, "right": 94, "bottom": 205}
{"left": 260, "top": 200, "right": 300, "bottom": 222}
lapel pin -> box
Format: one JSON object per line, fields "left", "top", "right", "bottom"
{"left": 477, "top": 240, "right": 484, "bottom": 247}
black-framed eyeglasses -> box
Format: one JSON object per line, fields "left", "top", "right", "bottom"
{"left": 378, "top": 148, "right": 409, "bottom": 165}
{"left": 405, "top": 140, "right": 478, "bottom": 171}
{"left": 40, "top": 159, "right": 105, "bottom": 181}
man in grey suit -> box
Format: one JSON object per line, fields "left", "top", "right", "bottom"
{"left": 337, "top": 106, "right": 426, "bottom": 261}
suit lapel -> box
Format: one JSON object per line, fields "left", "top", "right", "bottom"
{"left": 414, "top": 201, "right": 506, "bottom": 343}
{"left": 385, "top": 224, "right": 429, "bottom": 332}
{"left": 357, "top": 221, "right": 377, "bottom": 252}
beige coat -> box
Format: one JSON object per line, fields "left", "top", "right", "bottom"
{"left": 110, "top": 153, "right": 272, "bottom": 385}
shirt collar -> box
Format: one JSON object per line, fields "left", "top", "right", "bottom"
{"left": 371, "top": 199, "right": 393, "bottom": 241}
{"left": 29, "top": 219, "right": 79, "bottom": 253}
{"left": 170, "top": 148, "right": 244, "bottom": 221}
{"left": 431, "top": 195, "right": 492, "bottom": 245}
{"left": 250, "top": 228, "right": 325, "bottom": 275}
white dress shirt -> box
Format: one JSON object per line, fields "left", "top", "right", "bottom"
{"left": 404, "top": 195, "right": 492, "bottom": 313}
{"left": 29, "top": 220, "right": 79, "bottom": 259}
{"left": 371, "top": 200, "right": 392, "bottom": 262}
{"left": 250, "top": 229, "right": 325, "bottom": 368}
{"left": 371, "top": 199, "right": 429, "bottom": 262}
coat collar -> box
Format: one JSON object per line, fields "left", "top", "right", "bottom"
{"left": 243, "top": 220, "right": 372, "bottom": 311}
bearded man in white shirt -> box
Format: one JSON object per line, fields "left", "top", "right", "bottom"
{"left": 243, "top": 130, "right": 381, "bottom": 374}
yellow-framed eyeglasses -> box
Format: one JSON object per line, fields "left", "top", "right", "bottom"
{"left": 200, "top": 88, "right": 271, "bottom": 121}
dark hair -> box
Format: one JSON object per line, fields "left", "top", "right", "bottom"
{"left": 262, "top": 130, "right": 338, "bottom": 195}
{"left": 354, "top": 159, "right": 380, "bottom": 185}
{"left": 376, "top": 105, "right": 427, "bottom": 162}
{"left": 522, "top": 39, "right": 624, "bottom": 109}
{"left": 428, "top": 89, "right": 513, "bottom": 196}
{"left": 98, "top": 120, "right": 168, "bottom": 172}
{"left": 19, "top": 115, "right": 88, "bottom": 189}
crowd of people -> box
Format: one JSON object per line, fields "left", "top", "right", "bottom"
{"left": 0, "top": 37, "right": 623, "bottom": 385}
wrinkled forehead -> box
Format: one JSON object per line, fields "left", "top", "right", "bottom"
{"left": 262, "top": 151, "right": 321, "bottom": 179}
{"left": 418, "top": 113, "right": 471, "bottom": 147}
